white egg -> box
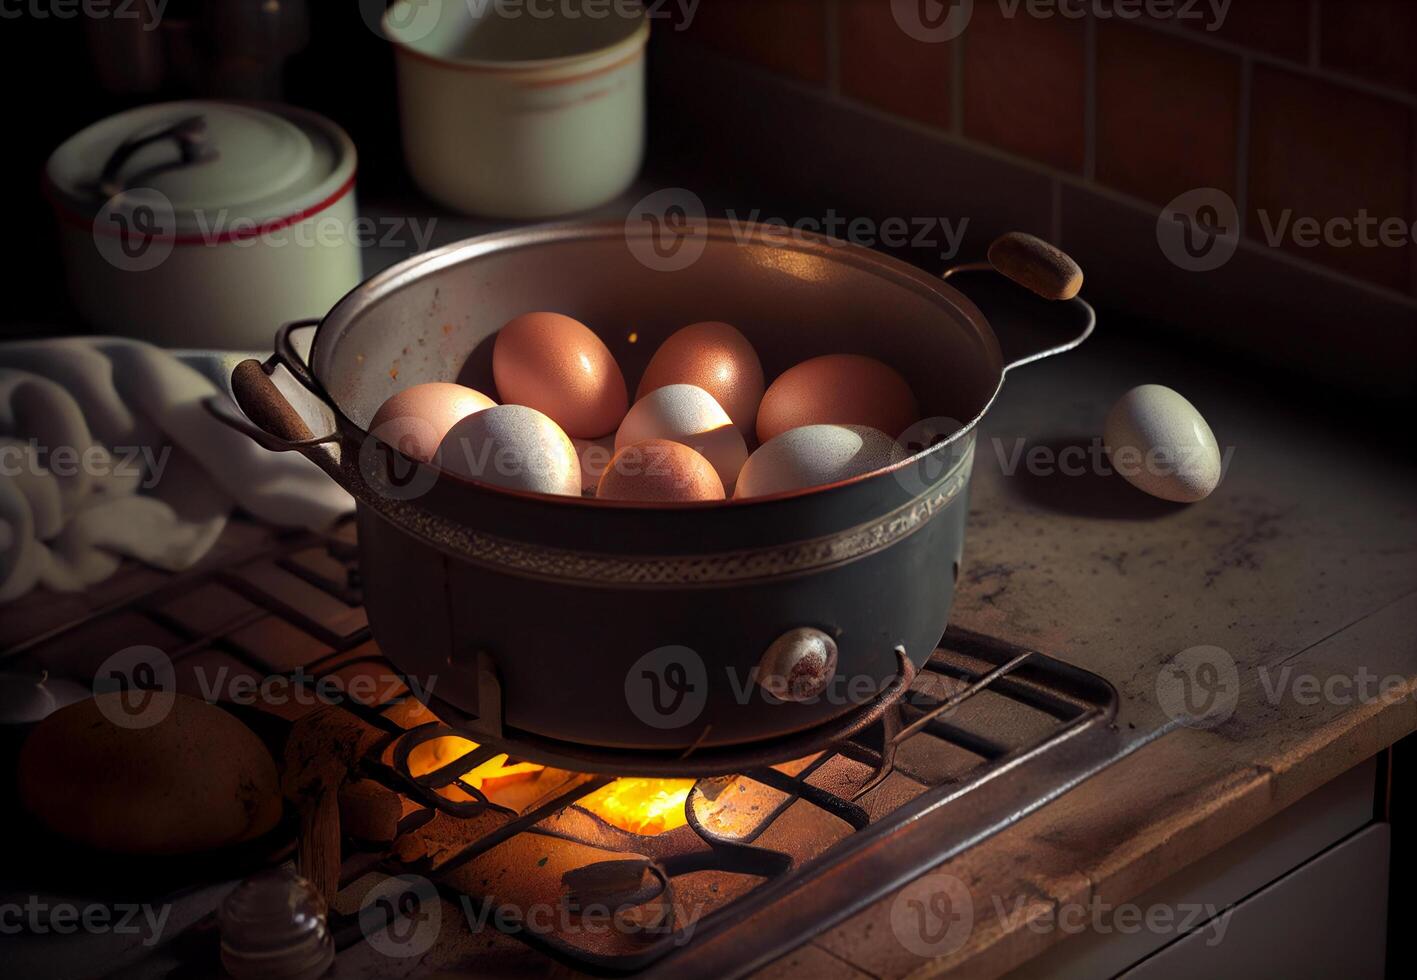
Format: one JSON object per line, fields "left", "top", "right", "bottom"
{"left": 1103, "top": 384, "right": 1222, "bottom": 502}
{"left": 735, "top": 424, "right": 904, "bottom": 499}
{"left": 438, "top": 404, "right": 581, "bottom": 496}
{"left": 615, "top": 384, "right": 748, "bottom": 493}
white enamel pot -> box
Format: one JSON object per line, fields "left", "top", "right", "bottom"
{"left": 384, "top": 0, "right": 649, "bottom": 219}
{"left": 45, "top": 101, "right": 361, "bottom": 349}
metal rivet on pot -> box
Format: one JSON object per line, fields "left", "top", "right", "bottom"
{"left": 757, "top": 628, "right": 838, "bottom": 702}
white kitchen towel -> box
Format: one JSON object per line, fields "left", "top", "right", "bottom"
{"left": 0, "top": 337, "right": 353, "bottom": 602}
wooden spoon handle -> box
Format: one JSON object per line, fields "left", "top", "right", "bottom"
{"left": 298, "top": 789, "right": 342, "bottom": 902}
{"left": 987, "top": 232, "right": 1084, "bottom": 301}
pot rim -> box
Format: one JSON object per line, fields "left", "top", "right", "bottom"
{"left": 382, "top": 1, "right": 650, "bottom": 79}
{"left": 44, "top": 100, "right": 358, "bottom": 237}
{"left": 309, "top": 219, "right": 1008, "bottom": 512}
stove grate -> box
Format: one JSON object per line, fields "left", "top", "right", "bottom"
{"left": 6, "top": 521, "right": 1144, "bottom": 980}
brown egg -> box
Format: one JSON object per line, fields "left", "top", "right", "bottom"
{"left": 596, "top": 439, "right": 725, "bottom": 503}
{"left": 369, "top": 382, "right": 496, "bottom": 462}
{"left": 636, "top": 321, "right": 765, "bottom": 436}
{"left": 493, "top": 312, "right": 628, "bottom": 438}
{"left": 756, "top": 354, "right": 919, "bottom": 444}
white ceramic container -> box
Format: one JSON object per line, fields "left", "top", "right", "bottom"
{"left": 46, "top": 101, "right": 360, "bottom": 349}
{"left": 384, "top": 0, "right": 648, "bottom": 219}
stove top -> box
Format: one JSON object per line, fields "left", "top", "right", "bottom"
{"left": 5, "top": 521, "right": 1160, "bottom": 979}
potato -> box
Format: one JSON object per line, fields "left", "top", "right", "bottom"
{"left": 18, "top": 693, "right": 281, "bottom": 855}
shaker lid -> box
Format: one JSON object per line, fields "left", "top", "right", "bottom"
{"left": 45, "top": 101, "right": 356, "bottom": 234}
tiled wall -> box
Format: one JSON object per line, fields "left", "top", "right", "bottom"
{"left": 655, "top": 0, "right": 1417, "bottom": 397}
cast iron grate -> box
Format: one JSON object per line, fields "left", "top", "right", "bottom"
{"left": 6, "top": 521, "right": 1133, "bottom": 980}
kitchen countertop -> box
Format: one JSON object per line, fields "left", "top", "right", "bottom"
{"left": 751, "top": 320, "right": 1417, "bottom": 978}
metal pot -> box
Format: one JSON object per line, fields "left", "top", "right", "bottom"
{"left": 215, "top": 221, "right": 1094, "bottom": 775}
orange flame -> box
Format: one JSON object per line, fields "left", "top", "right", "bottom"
{"left": 404, "top": 735, "right": 545, "bottom": 801}
{"left": 400, "top": 735, "right": 694, "bottom": 835}
{"left": 576, "top": 778, "right": 695, "bottom": 835}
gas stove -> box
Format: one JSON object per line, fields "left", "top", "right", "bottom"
{"left": 6, "top": 520, "right": 1154, "bottom": 979}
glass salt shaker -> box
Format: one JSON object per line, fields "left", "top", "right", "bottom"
{"left": 220, "top": 868, "right": 335, "bottom": 980}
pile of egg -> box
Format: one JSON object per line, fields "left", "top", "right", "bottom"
{"left": 368, "top": 313, "right": 930, "bottom": 503}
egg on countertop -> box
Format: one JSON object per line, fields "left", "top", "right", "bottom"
{"left": 492, "top": 312, "right": 628, "bottom": 439}
{"left": 636, "top": 321, "right": 765, "bottom": 436}
{"left": 735, "top": 424, "right": 905, "bottom": 499}
{"left": 597, "top": 439, "right": 725, "bottom": 502}
{"left": 615, "top": 384, "right": 748, "bottom": 493}
{"left": 1103, "top": 384, "right": 1222, "bottom": 502}
{"left": 756, "top": 354, "right": 919, "bottom": 444}
{"left": 368, "top": 382, "right": 497, "bottom": 463}
{"left": 438, "top": 404, "right": 581, "bottom": 496}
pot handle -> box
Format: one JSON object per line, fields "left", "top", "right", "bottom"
{"left": 943, "top": 233, "right": 1096, "bottom": 373}
{"left": 270, "top": 318, "right": 327, "bottom": 396}
{"left": 203, "top": 320, "right": 342, "bottom": 471}
{"left": 984, "top": 231, "right": 1083, "bottom": 301}
{"left": 230, "top": 359, "right": 317, "bottom": 444}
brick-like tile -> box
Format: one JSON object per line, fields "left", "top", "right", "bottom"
{"left": 1174, "top": 0, "right": 1311, "bottom": 62}
{"left": 839, "top": 0, "right": 952, "bottom": 128}
{"left": 228, "top": 615, "right": 334, "bottom": 673}
{"left": 328, "top": 660, "right": 410, "bottom": 707}
{"left": 1057, "top": 183, "right": 1417, "bottom": 402}
{"left": 961, "top": 3, "right": 1087, "bottom": 172}
{"left": 230, "top": 561, "right": 368, "bottom": 640}
{"left": 650, "top": 37, "right": 1058, "bottom": 264}
{"left": 155, "top": 581, "right": 261, "bottom": 639}
{"left": 0, "top": 565, "right": 169, "bottom": 650}
{"left": 284, "top": 547, "right": 356, "bottom": 594}
{"left": 1096, "top": 22, "right": 1242, "bottom": 206}
{"left": 177, "top": 644, "right": 331, "bottom": 721}
{"left": 1248, "top": 66, "right": 1414, "bottom": 292}
{"left": 1320, "top": 0, "right": 1417, "bottom": 94}
{"left": 307, "top": 640, "right": 424, "bottom": 710}
{"left": 200, "top": 518, "right": 277, "bottom": 565}
{"left": 34, "top": 612, "right": 185, "bottom": 682}
{"left": 174, "top": 649, "right": 262, "bottom": 703}
{"left": 682, "top": 0, "right": 829, "bottom": 85}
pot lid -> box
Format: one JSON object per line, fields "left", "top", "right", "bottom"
{"left": 46, "top": 101, "right": 356, "bottom": 232}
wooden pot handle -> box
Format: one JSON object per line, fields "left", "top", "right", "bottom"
{"left": 231, "top": 359, "right": 316, "bottom": 445}
{"left": 987, "top": 232, "right": 1084, "bottom": 301}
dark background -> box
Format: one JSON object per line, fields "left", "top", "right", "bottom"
{"left": 0, "top": 3, "right": 404, "bottom": 326}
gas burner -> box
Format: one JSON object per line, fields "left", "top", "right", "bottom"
{"left": 335, "top": 624, "right": 1125, "bottom": 975}
{"left": 7, "top": 522, "right": 1152, "bottom": 979}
